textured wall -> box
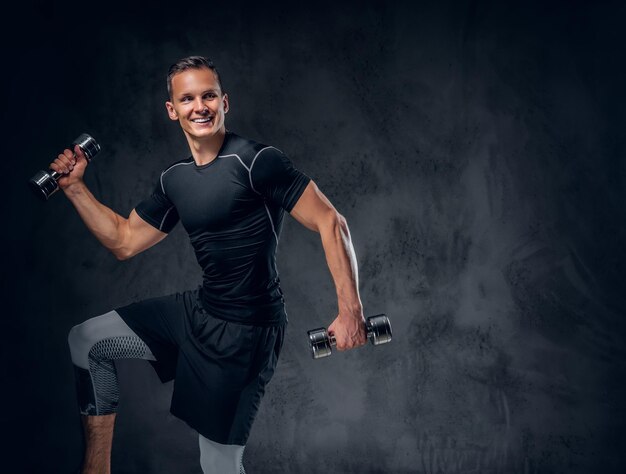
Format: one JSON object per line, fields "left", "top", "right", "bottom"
{"left": 3, "top": 1, "right": 625, "bottom": 473}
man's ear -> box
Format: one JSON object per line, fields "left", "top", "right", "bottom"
{"left": 165, "top": 101, "right": 178, "bottom": 120}
{"left": 223, "top": 94, "right": 229, "bottom": 114}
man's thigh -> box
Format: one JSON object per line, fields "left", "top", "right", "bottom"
{"left": 114, "top": 289, "right": 197, "bottom": 383}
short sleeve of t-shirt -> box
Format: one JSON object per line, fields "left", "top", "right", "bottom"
{"left": 135, "top": 180, "right": 180, "bottom": 233}
{"left": 250, "top": 148, "right": 311, "bottom": 212}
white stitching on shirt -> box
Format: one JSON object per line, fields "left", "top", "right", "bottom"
{"left": 159, "top": 205, "right": 175, "bottom": 231}
{"left": 220, "top": 149, "right": 280, "bottom": 245}
{"left": 262, "top": 203, "right": 279, "bottom": 244}
{"left": 160, "top": 161, "right": 194, "bottom": 194}
{"left": 249, "top": 146, "right": 280, "bottom": 194}
{"left": 219, "top": 153, "right": 250, "bottom": 171}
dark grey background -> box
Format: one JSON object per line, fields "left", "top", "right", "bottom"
{"left": 2, "top": 0, "right": 625, "bottom": 472}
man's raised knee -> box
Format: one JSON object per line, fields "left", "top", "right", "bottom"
{"left": 68, "top": 321, "right": 95, "bottom": 369}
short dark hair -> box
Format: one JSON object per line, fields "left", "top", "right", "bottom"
{"left": 166, "top": 56, "right": 225, "bottom": 98}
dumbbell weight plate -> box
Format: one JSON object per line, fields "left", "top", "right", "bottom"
{"left": 73, "top": 133, "right": 101, "bottom": 162}
{"left": 367, "top": 314, "right": 393, "bottom": 345}
{"left": 307, "top": 327, "right": 333, "bottom": 359}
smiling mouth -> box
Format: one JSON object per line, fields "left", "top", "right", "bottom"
{"left": 192, "top": 117, "right": 214, "bottom": 124}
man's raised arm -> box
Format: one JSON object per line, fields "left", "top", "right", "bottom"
{"left": 50, "top": 145, "right": 168, "bottom": 261}
{"left": 289, "top": 180, "right": 367, "bottom": 351}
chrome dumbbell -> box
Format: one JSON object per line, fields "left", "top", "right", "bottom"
{"left": 28, "top": 133, "right": 101, "bottom": 201}
{"left": 307, "top": 314, "right": 392, "bottom": 359}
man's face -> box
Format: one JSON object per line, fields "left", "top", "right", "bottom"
{"left": 165, "top": 67, "right": 229, "bottom": 141}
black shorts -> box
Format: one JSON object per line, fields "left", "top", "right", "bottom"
{"left": 114, "top": 287, "right": 286, "bottom": 445}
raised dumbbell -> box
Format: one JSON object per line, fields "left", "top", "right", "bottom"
{"left": 307, "top": 314, "right": 392, "bottom": 359}
{"left": 28, "top": 133, "right": 101, "bottom": 201}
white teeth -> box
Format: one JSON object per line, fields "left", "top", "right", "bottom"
{"left": 192, "top": 117, "right": 213, "bottom": 123}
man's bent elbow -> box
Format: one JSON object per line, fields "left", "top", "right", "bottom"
{"left": 112, "top": 218, "right": 138, "bottom": 261}
{"left": 112, "top": 246, "right": 134, "bottom": 261}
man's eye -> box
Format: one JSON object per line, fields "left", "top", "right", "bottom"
{"left": 181, "top": 97, "right": 192, "bottom": 102}
{"left": 204, "top": 93, "right": 217, "bottom": 99}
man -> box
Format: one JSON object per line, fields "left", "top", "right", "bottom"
{"left": 54, "top": 56, "right": 367, "bottom": 473}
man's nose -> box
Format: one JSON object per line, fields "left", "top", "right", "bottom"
{"left": 193, "top": 98, "right": 208, "bottom": 113}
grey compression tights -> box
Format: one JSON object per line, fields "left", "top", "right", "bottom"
{"left": 67, "top": 310, "right": 246, "bottom": 474}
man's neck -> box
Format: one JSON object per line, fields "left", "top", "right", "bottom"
{"left": 186, "top": 128, "right": 227, "bottom": 166}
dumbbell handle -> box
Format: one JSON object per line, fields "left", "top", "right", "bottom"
{"left": 46, "top": 151, "right": 78, "bottom": 180}
{"left": 48, "top": 169, "right": 63, "bottom": 180}
{"left": 327, "top": 325, "right": 376, "bottom": 346}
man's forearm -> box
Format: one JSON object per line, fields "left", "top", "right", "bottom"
{"left": 63, "top": 181, "right": 128, "bottom": 258}
{"left": 319, "top": 213, "right": 363, "bottom": 319}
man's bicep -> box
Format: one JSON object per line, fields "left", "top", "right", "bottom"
{"left": 124, "top": 209, "right": 169, "bottom": 256}
{"left": 289, "top": 181, "right": 338, "bottom": 232}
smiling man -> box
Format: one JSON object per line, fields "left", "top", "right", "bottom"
{"left": 54, "top": 56, "right": 367, "bottom": 473}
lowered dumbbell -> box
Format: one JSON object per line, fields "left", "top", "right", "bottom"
{"left": 28, "top": 133, "right": 101, "bottom": 201}
{"left": 307, "top": 314, "right": 392, "bottom": 359}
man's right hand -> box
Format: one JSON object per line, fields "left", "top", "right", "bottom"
{"left": 49, "top": 144, "right": 89, "bottom": 190}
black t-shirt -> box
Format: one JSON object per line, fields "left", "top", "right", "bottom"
{"left": 135, "top": 131, "right": 311, "bottom": 324}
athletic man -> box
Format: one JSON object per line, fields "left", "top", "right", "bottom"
{"left": 53, "top": 56, "right": 367, "bottom": 473}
